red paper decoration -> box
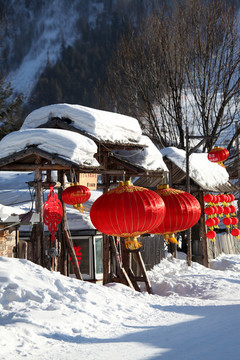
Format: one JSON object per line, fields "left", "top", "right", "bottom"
{"left": 206, "top": 230, "right": 216, "bottom": 240}
{"left": 231, "top": 228, "right": 240, "bottom": 237}
{"left": 62, "top": 183, "right": 91, "bottom": 213}
{"left": 207, "top": 147, "right": 229, "bottom": 167}
{"left": 43, "top": 184, "right": 63, "bottom": 241}
{"left": 151, "top": 185, "right": 201, "bottom": 244}
{"left": 90, "top": 180, "right": 166, "bottom": 251}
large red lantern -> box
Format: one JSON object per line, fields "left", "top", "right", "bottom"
{"left": 62, "top": 183, "right": 91, "bottom": 213}
{"left": 90, "top": 180, "right": 166, "bottom": 251}
{"left": 151, "top": 185, "right": 201, "bottom": 244}
{"left": 207, "top": 147, "right": 229, "bottom": 167}
{"left": 43, "top": 184, "right": 63, "bottom": 241}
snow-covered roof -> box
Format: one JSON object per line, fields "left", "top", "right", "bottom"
{"left": 0, "top": 128, "right": 100, "bottom": 168}
{"left": 161, "top": 147, "right": 229, "bottom": 190}
{"left": 113, "top": 135, "right": 168, "bottom": 172}
{"left": 21, "top": 103, "right": 143, "bottom": 145}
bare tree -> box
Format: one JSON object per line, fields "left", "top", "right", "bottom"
{"left": 104, "top": 0, "right": 240, "bottom": 152}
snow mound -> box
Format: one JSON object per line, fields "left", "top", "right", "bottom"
{"left": 21, "top": 103, "right": 143, "bottom": 144}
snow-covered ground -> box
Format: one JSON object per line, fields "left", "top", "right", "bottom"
{"left": 1, "top": 252, "right": 240, "bottom": 360}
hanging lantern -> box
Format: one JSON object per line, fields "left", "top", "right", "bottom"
{"left": 206, "top": 230, "right": 216, "bottom": 241}
{"left": 151, "top": 185, "right": 201, "bottom": 244}
{"left": 62, "top": 183, "right": 91, "bottom": 213}
{"left": 90, "top": 180, "right": 166, "bottom": 251}
{"left": 223, "top": 217, "right": 232, "bottom": 228}
{"left": 231, "top": 217, "right": 239, "bottom": 226}
{"left": 207, "top": 147, "right": 229, "bottom": 167}
{"left": 43, "top": 184, "right": 63, "bottom": 241}
{"left": 231, "top": 228, "right": 240, "bottom": 238}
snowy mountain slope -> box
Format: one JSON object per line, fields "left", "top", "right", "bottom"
{"left": 2, "top": 0, "right": 106, "bottom": 98}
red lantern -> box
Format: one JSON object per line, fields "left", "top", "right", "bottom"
{"left": 207, "top": 147, "right": 229, "bottom": 166}
{"left": 204, "top": 206, "right": 216, "bottom": 215}
{"left": 206, "top": 230, "right": 216, "bottom": 240}
{"left": 222, "top": 206, "right": 231, "bottom": 215}
{"left": 205, "top": 218, "right": 215, "bottom": 227}
{"left": 223, "top": 217, "right": 232, "bottom": 227}
{"left": 216, "top": 206, "right": 223, "bottom": 215}
{"left": 228, "top": 194, "right": 235, "bottom": 202}
{"left": 90, "top": 180, "right": 166, "bottom": 251}
{"left": 204, "top": 194, "right": 214, "bottom": 203}
{"left": 229, "top": 205, "right": 236, "bottom": 214}
{"left": 62, "top": 183, "right": 91, "bottom": 213}
{"left": 151, "top": 185, "right": 201, "bottom": 243}
{"left": 231, "top": 228, "right": 240, "bottom": 237}
{"left": 43, "top": 184, "right": 63, "bottom": 241}
{"left": 231, "top": 218, "right": 239, "bottom": 226}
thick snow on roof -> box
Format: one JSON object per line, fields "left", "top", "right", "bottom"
{"left": 0, "top": 128, "right": 99, "bottom": 167}
{"left": 21, "top": 103, "right": 143, "bottom": 144}
{"left": 161, "top": 147, "right": 229, "bottom": 188}
{"left": 113, "top": 135, "right": 168, "bottom": 172}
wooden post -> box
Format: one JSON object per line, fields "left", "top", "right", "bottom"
{"left": 58, "top": 170, "right": 68, "bottom": 275}
{"left": 199, "top": 191, "right": 209, "bottom": 267}
{"left": 186, "top": 127, "right": 192, "bottom": 266}
{"left": 32, "top": 164, "right": 43, "bottom": 265}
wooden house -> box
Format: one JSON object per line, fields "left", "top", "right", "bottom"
{"left": 0, "top": 104, "right": 168, "bottom": 293}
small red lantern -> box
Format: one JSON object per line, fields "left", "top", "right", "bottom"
{"left": 151, "top": 185, "right": 201, "bottom": 244}
{"left": 231, "top": 228, "right": 240, "bottom": 237}
{"left": 90, "top": 180, "right": 166, "bottom": 251}
{"left": 223, "top": 217, "right": 232, "bottom": 228}
{"left": 206, "top": 230, "right": 216, "bottom": 240}
{"left": 231, "top": 217, "right": 239, "bottom": 226}
{"left": 62, "top": 183, "right": 91, "bottom": 213}
{"left": 205, "top": 218, "right": 215, "bottom": 227}
{"left": 207, "top": 147, "right": 229, "bottom": 167}
{"left": 222, "top": 206, "right": 231, "bottom": 215}
{"left": 204, "top": 206, "right": 216, "bottom": 215}
{"left": 204, "top": 194, "right": 215, "bottom": 203}
{"left": 43, "top": 184, "right": 63, "bottom": 241}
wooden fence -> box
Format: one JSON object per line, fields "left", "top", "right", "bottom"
{"left": 132, "top": 234, "right": 165, "bottom": 275}
{"left": 192, "top": 233, "right": 240, "bottom": 263}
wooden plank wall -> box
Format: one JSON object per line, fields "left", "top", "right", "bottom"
{"left": 193, "top": 234, "right": 240, "bottom": 263}
{"left": 132, "top": 235, "right": 165, "bottom": 276}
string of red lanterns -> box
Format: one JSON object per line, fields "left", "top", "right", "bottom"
{"left": 204, "top": 193, "right": 239, "bottom": 241}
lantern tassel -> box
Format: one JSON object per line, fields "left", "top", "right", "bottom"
{"left": 125, "top": 237, "right": 142, "bottom": 251}
{"left": 73, "top": 204, "right": 88, "bottom": 213}
{"left": 164, "top": 234, "right": 179, "bottom": 245}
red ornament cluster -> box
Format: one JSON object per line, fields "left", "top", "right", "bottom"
{"left": 204, "top": 193, "right": 239, "bottom": 241}
{"left": 43, "top": 184, "right": 63, "bottom": 241}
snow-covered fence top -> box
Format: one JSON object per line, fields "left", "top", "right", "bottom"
{"left": 21, "top": 103, "right": 143, "bottom": 145}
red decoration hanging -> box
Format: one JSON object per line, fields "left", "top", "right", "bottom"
{"left": 207, "top": 147, "right": 229, "bottom": 167}
{"left": 43, "top": 184, "right": 63, "bottom": 241}
{"left": 151, "top": 185, "right": 201, "bottom": 244}
{"left": 90, "top": 180, "right": 166, "bottom": 251}
{"left": 231, "top": 228, "right": 240, "bottom": 238}
{"left": 206, "top": 230, "right": 217, "bottom": 240}
{"left": 62, "top": 183, "right": 91, "bottom": 213}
